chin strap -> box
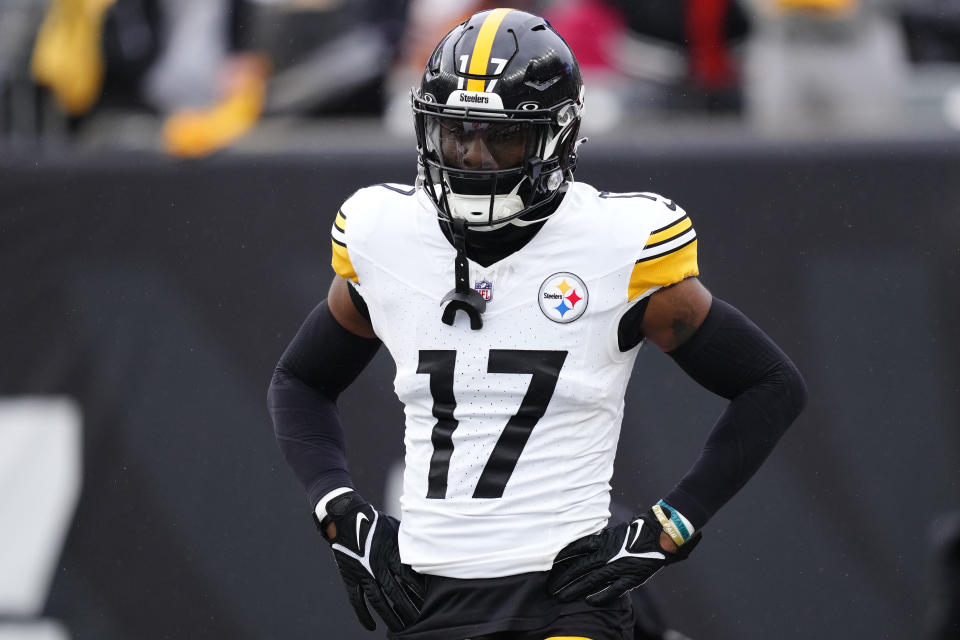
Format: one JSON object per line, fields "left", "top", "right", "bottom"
{"left": 440, "top": 218, "right": 487, "bottom": 330}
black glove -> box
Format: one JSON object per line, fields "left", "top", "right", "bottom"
{"left": 319, "top": 491, "right": 424, "bottom": 631}
{"left": 547, "top": 509, "right": 701, "bottom": 605}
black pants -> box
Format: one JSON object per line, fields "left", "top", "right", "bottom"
{"left": 388, "top": 572, "right": 633, "bottom": 640}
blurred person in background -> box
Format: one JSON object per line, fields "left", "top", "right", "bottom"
{"left": 268, "top": 7, "right": 806, "bottom": 640}
{"left": 27, "top": 0, "right": 409, "bottom": 155}
{"left": 157, "top": 0, "right": 409, "bottom": 156}
{"left": 741, "top": 0, "right": 910, "bottom": 134}
{"left": 1, "top": 0, "right": 60, "bottom": 143}
{"left": 545, "top": 0, "right": 751, "bottom": 131}
{"left": 31, "top": 0, "right": 120, "bottom": 119}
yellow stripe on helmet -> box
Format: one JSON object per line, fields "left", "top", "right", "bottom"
{"left": 466, "top": 8, "right": 512, "bottom": 92}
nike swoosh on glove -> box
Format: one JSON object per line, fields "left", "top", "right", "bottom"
{"left": 321, "top": 491, "right": 425, "bottom": 631}
{"left": 547, "top": 510, "right": 701, "bottom": 605}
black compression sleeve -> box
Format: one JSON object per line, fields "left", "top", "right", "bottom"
{"left": 267, "top": 300, "right": 381, "bottom": 506}
{"left": 662, "top": 298, "right": 807, "bottom": 529}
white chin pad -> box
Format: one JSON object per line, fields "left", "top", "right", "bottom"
{"left": 449, "top": 193, "right": 525, "bottom": 230}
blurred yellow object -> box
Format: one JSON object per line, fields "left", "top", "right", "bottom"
{"left": 31, "top": 0, "right": 118, "bottom": 116}
{"left": 773, "top": 0, "right": 857, "bottom": 14}
{"left": 163, "top": 55, "right": 269, "bottom": 158}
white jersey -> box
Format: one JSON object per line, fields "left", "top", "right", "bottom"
{"left": 330, "top": 181, "right": 699, "bottom": 578}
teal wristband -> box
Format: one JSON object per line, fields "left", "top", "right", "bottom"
{"left": 655, "top": 499, "right": 693, "bottom": 544}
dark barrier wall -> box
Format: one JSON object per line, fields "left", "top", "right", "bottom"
{"left": 1, "top": 139, "right": 959, "bottom": 640}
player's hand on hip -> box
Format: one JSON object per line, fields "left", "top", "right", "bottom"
{"left": 547, "top": 509, "right": 701, "bottom": 605}
{"left": 321, "top": 491, "right": 425, "bottom": 631}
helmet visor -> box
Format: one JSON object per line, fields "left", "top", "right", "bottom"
{"left": 424, "top": 115, "right": 541, "bottom": 173}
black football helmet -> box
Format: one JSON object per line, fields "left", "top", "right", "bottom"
{"left": 412, "top": 8, "right": 584, "bottom": 231}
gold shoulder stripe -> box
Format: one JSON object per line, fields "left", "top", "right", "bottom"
{"left": 330, "top": 208, "right": 357, "bottom": 282}
{"left": 645, "top": 215, "right": 691, "bottom": 247}
{"left": 331, "top": 239, "right": 358, "bottom": 283}
{"left": 629, "top": 239, "right": 698, "bottom": 301}
{"left": 466, "top": 8, "right": 512, "bottom": 91}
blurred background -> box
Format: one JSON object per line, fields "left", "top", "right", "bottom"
{"left": 0, "top": 1, "right": 958, "bottom": 639}
{"left": 2, "top": 0, "right": 960, "bottom": 152}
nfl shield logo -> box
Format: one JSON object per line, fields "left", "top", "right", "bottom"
{"left": 474, "top": 279, "right": 493, "bottom": 302}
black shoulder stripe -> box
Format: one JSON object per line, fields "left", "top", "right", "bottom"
{"left": 331, "top": 236, "right": 347, "bottom": 248}
{"left": 649, "top": 214, "right": 689, "bottom": 237}
{"left": 635, "top": 235, "right": 697, "bottom": 263}
{"left": 599, "top": 191, "right": 657, "bottom": 201}
{"left": 376, "top": 184, "right": 416, "bottom": 196}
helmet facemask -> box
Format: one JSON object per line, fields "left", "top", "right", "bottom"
{"left": 414, "top": 97, "right": 582, "bottom": 231}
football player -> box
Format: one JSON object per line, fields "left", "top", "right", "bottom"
{"left": 267, "top": 8, "right": 807, "bottom": 640}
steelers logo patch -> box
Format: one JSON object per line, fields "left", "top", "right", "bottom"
{"left": 539, "top": 272, "right": 588, "bottom": 324}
